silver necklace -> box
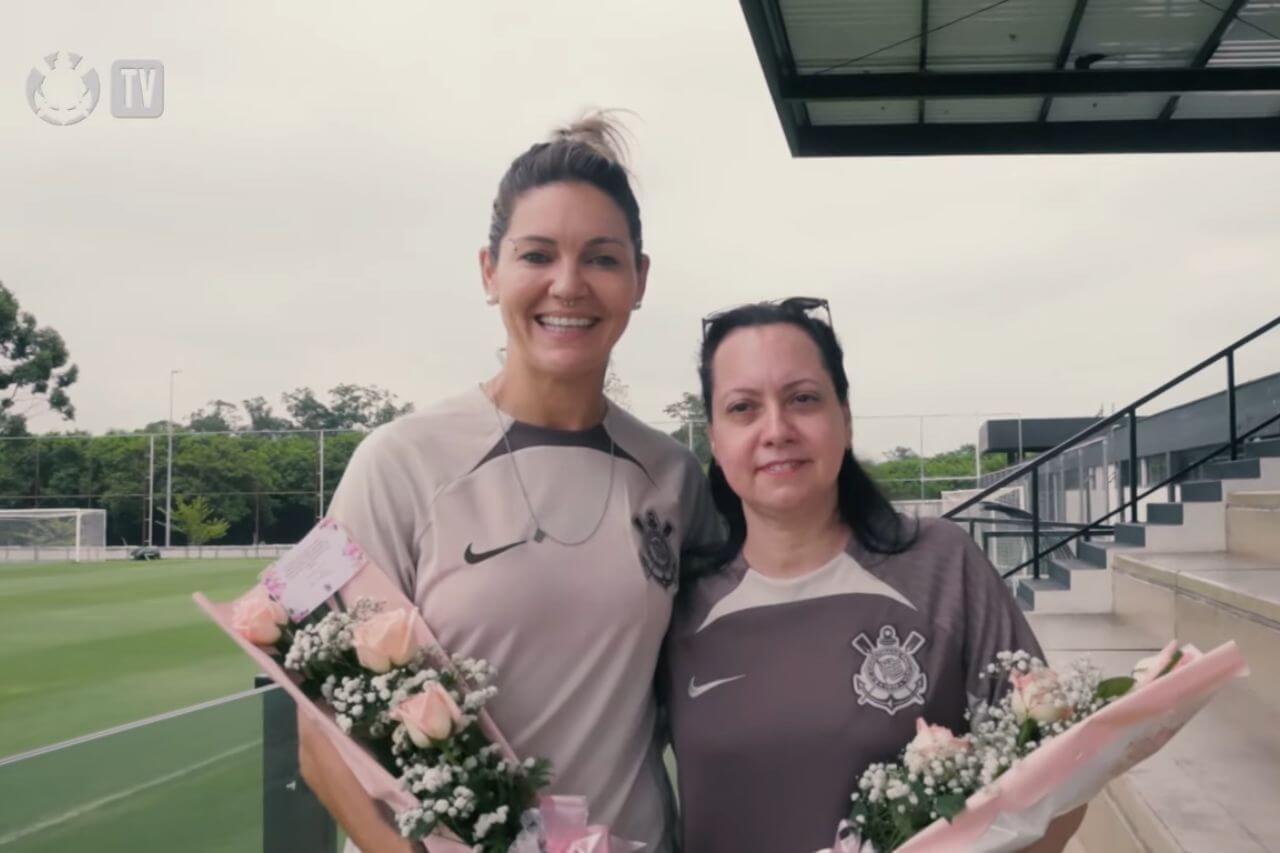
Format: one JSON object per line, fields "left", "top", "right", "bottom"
{"left": 481, "top": 385, "right": 616, "bottom": 547}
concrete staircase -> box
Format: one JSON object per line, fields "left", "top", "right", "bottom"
{"left": 1014, "top": 438, "right": 1280, "bottom": 614}
{"left": 1030, "top": 487, "right": 1280, "bottom": 852}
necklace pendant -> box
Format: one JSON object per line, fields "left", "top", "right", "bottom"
{"left": 533, "top": 528, "right": 546, "bottom": 543}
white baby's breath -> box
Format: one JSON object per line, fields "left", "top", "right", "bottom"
{"left": 268, "top": 596, "right": 549, "bottom": 848}
{"left": 846, "top": 651, "right": 1122, "bottom": 851}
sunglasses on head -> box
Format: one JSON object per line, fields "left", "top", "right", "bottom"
{"left": 700, "top": 297, "right": 832, "bottom": 341}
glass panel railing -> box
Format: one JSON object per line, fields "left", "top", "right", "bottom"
{"left": 942, "top": 324, "right": 1280, "bottom": 578}
{"left": 0, "top": 685, "right": 289, "bottom": 853}
{"left": 943, "top": 436, "right": 1114, "bottom": 582}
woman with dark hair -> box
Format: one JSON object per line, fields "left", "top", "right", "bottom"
{"left": 663, "top": 299, "right": 1082, "bottom": 853}
{"left": 298, "top": 115, "right": 720, "bottom": 853}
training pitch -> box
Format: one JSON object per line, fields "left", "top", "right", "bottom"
{"left": 0, "top": 558, "right": 274, "bottom": 851}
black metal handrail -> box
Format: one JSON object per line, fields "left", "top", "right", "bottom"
{"left": 948, "top": 516, "right": 1102, "bottom": 530}
{"left": 993, "top": 409, "right": 1280, "bottom": 579}
{"left": 944, "top": 314, "right": 1280, "bottom": 577}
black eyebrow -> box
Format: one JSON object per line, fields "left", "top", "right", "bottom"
{"left": 717, "top": 378, "right": 823, "bottom": 400}
{"left": 510, "top": 235, "right": 626, "bottom": 248}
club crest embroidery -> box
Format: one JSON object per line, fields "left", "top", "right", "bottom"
{"left": 633, "top": 509, "right": 677, "bottom": 588}
{"left": 852, "top": 625, "right": 928, "bottom": 715}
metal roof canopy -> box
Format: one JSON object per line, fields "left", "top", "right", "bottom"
{"left": 740, "top": 0, "right": 1280, "bottom": 156}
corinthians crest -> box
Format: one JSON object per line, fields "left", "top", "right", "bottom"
{"left": 27, "top": 51, "right": 100, "bottom": 126}
{"left": 633, "top": 509, "right": 677, "bottom": 588}
{"left": 852, "top": 625, "right": 928, "bottom": 715}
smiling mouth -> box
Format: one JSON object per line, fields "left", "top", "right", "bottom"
{"left": 759, "top": 460, "right": 808, "bottom": 474}
{"left": 536, "top": 314, "right": 600, "bottom": 331}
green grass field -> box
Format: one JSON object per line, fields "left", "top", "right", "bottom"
{"left": 1, "top": 689, "right": 265, "bottom": 852}
{"left": 0, "top": 558, "right": 275, "bottom": 851}
{"left": 0, "top": 558, "right": 270, "bottom": 756}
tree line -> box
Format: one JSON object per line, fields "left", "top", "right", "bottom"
{"left": 0, "top": 282, "right": 424, "bottom": 546}
{"left": 0, "top": 389, "right": 408, "bottom": 547}
{"left": 1, "top": 281, "right": 1006, "bottom": 549}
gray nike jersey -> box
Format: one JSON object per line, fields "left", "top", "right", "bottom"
{"left": 327, "top": 387, "right": 721, "bottom": 852}
{"left": 664, "top": 518, "right": 1042, "bottom": 853}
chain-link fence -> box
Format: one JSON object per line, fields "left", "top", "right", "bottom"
{"left": 0, "top": 429, "right": 363, "bottom": 548}
{"left": 0, "top": 413, "right": 1014, "bottom": 549}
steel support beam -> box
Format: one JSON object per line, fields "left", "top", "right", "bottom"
{"left": 1040, "top": 0, "right": 1090, "bottom": 122}
{"left": 783, "top": 66, "right": 1280, "bottom": 101}
{"left": 740, "top": 0, "right": 803, "bottom": 154}
{"left": 796, "top": 117, "right": 1280, "bottom": 157}
{"left": 1159, "top": 0, "right": 1250, "bottom": 120}
{"left": 917, "top": 0, "right": 930, "bottom": 124}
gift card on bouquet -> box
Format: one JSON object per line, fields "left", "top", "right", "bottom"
{"left": 259, "top": 518, "right": 361, "bottom": 622}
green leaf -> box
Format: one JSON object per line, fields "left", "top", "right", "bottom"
{"left": 1096, "top": 676, "right": 1136, "bottom": 700}
{"left": 1158, "top": 649, "right": 1184, "bottom": 678}
{"left": 892, "top": 805, "right": 915, "bottom": 842}
{"left": 1016, "top": 717, "right": 1039, "bottom": 749}
{"left": 934, "top": 793, "right": 967, "bottom": 821}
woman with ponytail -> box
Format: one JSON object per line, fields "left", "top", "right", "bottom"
{"left": 300, "top": 114, "right": 720, "bottom": 853}
{"left": 662, "top": 300, "right": 1077, "bottom": 853}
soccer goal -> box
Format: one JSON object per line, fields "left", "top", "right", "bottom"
{"left": 0, "top": 509, "right": 107, "bottom": 562}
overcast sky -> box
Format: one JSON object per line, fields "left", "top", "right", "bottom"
{"left": 5, "top": 1, "right": 1279, "bottom": 459}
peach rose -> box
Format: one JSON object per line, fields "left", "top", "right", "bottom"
{"left": 351, "top": 608, "right": 416, "bottom": 673}
{"left": 1009, "top": 667, "right": 1073, "bottom": 725}
{"left": 391, "top": 682, "right": 464, "bottom": 746}
{"left": 903, "top": 718, "right": 970, "bottom": 773}
{"left": 1132, "top": 641, "right": 1200, "bottom": 688}
{"left": 231, "top": 585, "right": 289, "bottom": 646}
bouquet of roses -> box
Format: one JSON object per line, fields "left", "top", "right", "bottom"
{"left": 260, "top": 592, "right": 548, "bottom": 847}
{"left": 824, "top": 640, "right": 1249, "bottom": 853}
{"left": 195, "top": 519, "right": 635, "bottom": 853}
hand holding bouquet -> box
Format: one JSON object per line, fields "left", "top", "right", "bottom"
{"left": 825, "top": 641, "right": 1247, "bottom": 853}
{"left": 198, "top": 520, "right": 636, "bottom": 853}
{"left": 268, "top": 595, "right": 549, "bottom": 847}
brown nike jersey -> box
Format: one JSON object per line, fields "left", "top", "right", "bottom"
{"left": 664, "top": 518, "right": 1042, "bottom": 853}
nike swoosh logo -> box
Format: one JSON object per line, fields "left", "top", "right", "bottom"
{"left": 687, "top": 674, "right": 745, "bottom": 699}
{"left": 463, "top": 539, "right": 526, "bottom": 565}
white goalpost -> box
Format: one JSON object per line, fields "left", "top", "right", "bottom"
{"left": 0, "top": 509, "right": 108, "bottom": 563}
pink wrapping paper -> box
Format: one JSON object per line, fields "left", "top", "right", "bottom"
{"left": 829, "top": 641, "right": 1249, "bottom": 853}
{"left": 195, "top": 556, "right": 518, "bottom": 853}
{"left": 512, "top": 795, "right": 644, "bottom": 853}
